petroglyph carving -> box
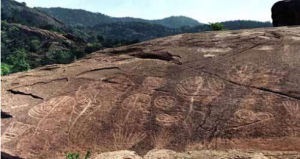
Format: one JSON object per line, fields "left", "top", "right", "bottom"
{"left": 282, "top": 101, "right": 300, "bottom": 136}
{"left": 120, "top": 93, "right": 152, "bottom": 125}
{"left": 229, "top": 65, "right": 285, "bottom": 87}
{"left": 205, "top": 79, "right": 226, "bottom": 96}
{"left": 68, "top": 83, "right": 106, "bottom": 133}
{"left": 176, "top": 76, "right": 204, "bottom": 98}
{"left": 233, "top": 109, "right": 274, "bottom": 124}
{"left": 156, "top": 114, "right": 181, "bottom": 126}
{"left": 2, "top": 122, "right": 33, "bottom": 143}
{"left": 32, "top": 96, "right": 75, "bottom": 133}
{"left": 255, "top": 112, "right": 274, "bottom": 121}
{"left": 176, "top": 76, "right": 225, "bottom": 100}
{"left": 154, "top": 96, "right": 177, "bottom": 111}
{"left": 151, "top": 129, "right": 173, "bottom": 149}
{"left": 11, "top": 104, "right": 29, "bottom": 109}
{"left": 74, "top": 84, "right": 101, "bottom": 114}
{"left": 176, "top": 76, "right": 225, "bottom": 121}
{"left": 283, "top": 101, "right": 300, "bottom": 119}
{"left": 121, "top": 93, "right": 151, "bottom": 112}
{"left": 28, "top": 97, "right": 71, "bottom": 119}
{"left": 229, "top": 65, "right": 255, "bottom": 83}
{"left": 112, "top": 124, "right": 147, "bottom": 150}
{"left": 142, "top": 77, "right": 166, "bottom": 90}
{"left": 176, "top": 76, "right": 204, "bottom": 121}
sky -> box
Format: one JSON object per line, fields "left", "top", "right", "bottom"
{"left": 16, "top": 0, "right": 279, "bottom": 23}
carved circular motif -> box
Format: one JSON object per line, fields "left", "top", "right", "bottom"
{"left": 154, "top": 96, "right": 177, "bottom": 110}
{"left": 142, "top": 77, "right": 166, "bottom": 90}
{"left": 176, "top": 76, "right": 204, "bottom": 97}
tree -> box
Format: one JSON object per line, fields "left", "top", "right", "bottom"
{"left": 209, "top": 23, "right": 225, "bottom": 31}
{"left": 6, "top": 49, "right": 30, "bottom": 73}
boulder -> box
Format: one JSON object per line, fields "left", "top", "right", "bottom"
{"left": 272, "top": 0, "right": 300, "bottom": 26}
{"left": 2, "top": 27, "right": 300, "bottom": 158}
{"left": 95, "top": 150, "right": 142, "bottom": 159}
{"left": 144, "top": 149, "right": 191, "bottom": 159}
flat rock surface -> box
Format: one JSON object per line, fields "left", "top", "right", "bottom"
{"left": 1, "top": 26, "right": 300, "bottom": 158}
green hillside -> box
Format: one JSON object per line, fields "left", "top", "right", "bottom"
{"left": 37, "top": 7, "right": 202, "bottom": 28}
{"left": 2, "top": 0, "right": 64, "bottom": 30}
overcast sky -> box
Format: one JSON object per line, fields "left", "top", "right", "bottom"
{"left": 16, "top": 0, "right": 279, "bottom": 23}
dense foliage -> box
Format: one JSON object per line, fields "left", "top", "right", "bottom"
{"left": 1, "top": 49, "right": 30, "bottom": 75}
{"left": 1, "top": 0, "right": 64, "bottom": 30}
{"left": 220, "top": 20, "right": 272, "bottom": 30}
{"left": 210, "top": 23, "right": 226, "bottom": 31}
{"left": 1, "top": 21, "right": 86, "bottom": 74}
{"left": 37, "top": 7, "right": 202, "bottom": 28}
{"left": 88, "top": 21, "right": 178, "bottom": 41}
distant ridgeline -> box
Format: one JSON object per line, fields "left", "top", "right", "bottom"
{"left": 38, "top": 7, "right": 272, "bottom": 41}
{"left": 1, "top": 0, "right": 272, "bottom": 75}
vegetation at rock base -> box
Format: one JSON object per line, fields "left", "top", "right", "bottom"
{"left": 66, "top": 151, "right": 91, "bottom": 159}
{"left": 1, "top": 63, "right": 12, "bottom": 76}
{"left": 1, "top": 49, "right": 30, "bottom": 75}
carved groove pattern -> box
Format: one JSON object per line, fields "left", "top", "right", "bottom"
{"left": 28, "top": 96, "right": 73, "bottom": 119}
{"left": 2, "top": 122, "right": 33, "bottom": 143}
{"left": 154, "top": 95, "right": 177, "bottom": 111}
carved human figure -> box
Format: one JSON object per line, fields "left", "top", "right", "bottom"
{"left": 176, "top": 76, "right": 225, "bottom": 122}
{"left": 121, "top": 93, "right": 152, "bottom": 124}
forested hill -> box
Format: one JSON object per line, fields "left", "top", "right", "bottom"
{"left": 221, "top": 20, "right": 272, "bottom": 30}
{"left": 1, "top": 0, "right": 64, "bottom": 30}
{"left": 37, "top": 7, "right": 203, "bottom": 28}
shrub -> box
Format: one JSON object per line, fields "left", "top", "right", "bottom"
{"left": 66, "top": 153, "right": 80, "bottom": 159}
{"left": 66, "top": 151, "right": 91, "bottom": 159}
{"left": 5, "top": 49, "right": 30, "bottom": 73}
{"left": 210, "top": 23, "right": 225, "bottom": 31}
{"left": 1, "top": 63, "right": 12, "bottom": 76}
{"left": 48, "top": 50, "right": 74, "bottom": 64}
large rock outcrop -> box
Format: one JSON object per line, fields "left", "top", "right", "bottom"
{"left": 272, "top": 0, "right": 300, "bottom": 27}
{"left": 2, "top": 27, "right": 300, "bottom": 158}
{"left": 94, "top": 149, "right": 300, "bottom": 159}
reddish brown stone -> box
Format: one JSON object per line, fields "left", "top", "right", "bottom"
{"left": 2, "top": 27, "right": 300, "bottom": 158}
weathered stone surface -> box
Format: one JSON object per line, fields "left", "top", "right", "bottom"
{"left": 95, "top": 149, "right": 300, "bottom": 159}
{"left": 1, "top": 27, "right": 300, "bottom": 158}
{"left": 95, "top": 150, "right": 142, "bottom": 159}
{"left": 272, "top": 0, "right": 300, "bottom": 27}
{"left": 144, "top": 149, "right": 190, "bottom": 159}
